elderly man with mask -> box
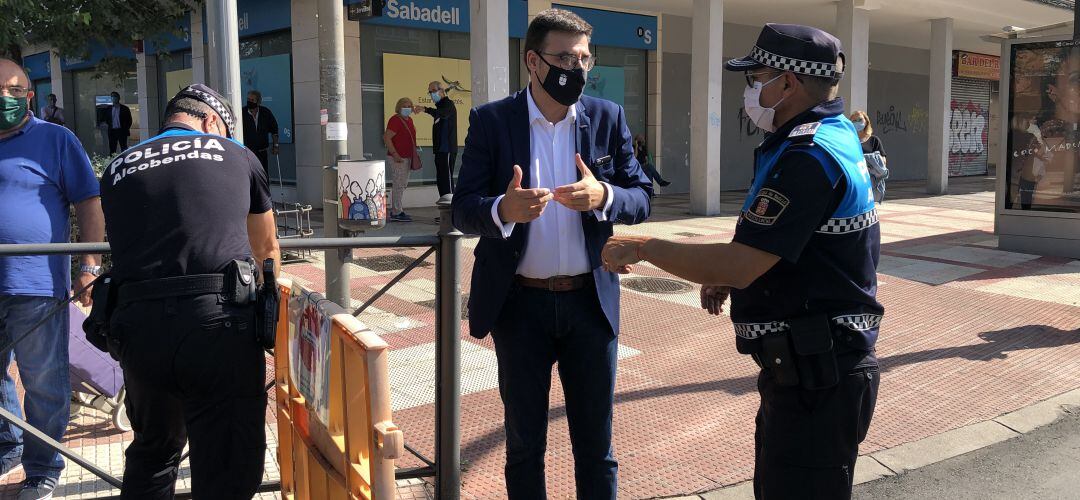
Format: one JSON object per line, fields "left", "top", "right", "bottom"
{"left": 603, "top": 24, "right": 883, "bottom": 500}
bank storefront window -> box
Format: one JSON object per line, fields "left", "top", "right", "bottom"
{"left": 589, "top": 45, "right": 648, "bottom": 139}
{"left": 72, "top": 70, "right": 139, "bottom": 157}
{"left": 1005, "top": 39, "right": 1080, "bottom": 213}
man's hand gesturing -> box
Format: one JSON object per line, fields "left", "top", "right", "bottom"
{"left": 498, "top": 165, "right": 554, "bottom": 224}
{"left": 554, "top": 154, "right": 607, "bottom": 212}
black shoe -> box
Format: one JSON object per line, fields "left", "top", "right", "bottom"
{"left": 658, "top": 180, "right": 671, "bottom": 187}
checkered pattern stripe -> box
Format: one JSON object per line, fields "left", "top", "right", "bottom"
{"left": 832, "top": 314, "right": 882, "bottom": 331}
{"left": 734, "top": 321, "right": 790, "bottom": 340}
{"left": 751, "top": 46, "right": 841, "bottom": 78}
{"left": 817, "top": 208, "right": 879, "bottom": 234}
{"left": 177, "top": 86, "right": 236, "bottom": 137}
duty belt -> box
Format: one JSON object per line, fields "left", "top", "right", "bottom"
{"left": 118, "top": 274, "right": 226, "bottom": 303}
{"left": 733, "top": 314, "right": 882, "bottom": 340}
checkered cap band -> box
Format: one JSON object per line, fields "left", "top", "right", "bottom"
{"left": 171, "top": 86, "right": 236, "bottom": 138}
{"left": 751, "top": 46, "right": 841, "bottom": 78}
{"left": 817, "top": 208, "right": 879, "bottom": 234}
{"left": 832, "top": 314, "right": 882, "bottom": 332}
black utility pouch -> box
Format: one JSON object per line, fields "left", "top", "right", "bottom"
{"left": 224, "top": 259, "right": 258, "bottom": 305}
{"left": 790, "top": 313, "right": 840, "bottom": 390}
{"left": 82, "top": 274, "right": 116, "bottom": 354}
{"left": 760, "top": 333, "right": 800, "bottom": 387}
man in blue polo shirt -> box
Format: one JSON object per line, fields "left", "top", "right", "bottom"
{"left": 0, "top": 58, "right": 105, "bottom": 500}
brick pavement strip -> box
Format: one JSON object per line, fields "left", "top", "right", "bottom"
{"left": 4, "top": 178, "right": 1080, "bottom": 499}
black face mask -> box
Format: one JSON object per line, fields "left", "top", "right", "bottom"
{"left": 533, "top": 52, "right": 586, "bottom": 107}
{"left": 247, "top": 101, "right": 258, "bottom": 109}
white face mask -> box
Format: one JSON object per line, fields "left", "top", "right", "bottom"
{"left": 852, "top": 119, "right": 866, "bottom": 131}
{"left": 743, "top": 73, "right": 786, "bottom": 133}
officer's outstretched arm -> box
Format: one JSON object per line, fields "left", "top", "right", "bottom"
{"left": 603, "top": 236, "right": 779, "bottom": 289}
{"left": 248, "top": 210, "right": 281, "bottom": 278}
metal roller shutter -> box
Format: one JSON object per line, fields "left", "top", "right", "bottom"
{"left": 949, "top": 77, "right": 991, "bottom": 176}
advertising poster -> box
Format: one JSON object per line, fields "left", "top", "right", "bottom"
{"left": 1006, "top": 40, "right": 1080, "bottom": 213}
{"left": 240, "top": 53, "right": 294, "bottom": 143}
{"left": 584, "top": 66, "right": 626, "bottom": 106}
{"left": 288, "top": 287, "right": 332, "bottom": 425}
{"left": 164, "top": 69, "right": 193, "bottom": 99}
{"left": 382, "top": 53, "right": 471, "bottom": 147}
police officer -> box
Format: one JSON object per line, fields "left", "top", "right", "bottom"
{"left": 601, "top": 24, "right": 882, "bottom": 500}
{"left": 99, "top": 84, "right": 280, "bottom": 499}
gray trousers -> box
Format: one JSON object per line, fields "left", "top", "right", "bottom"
{"left": 389, "top": 157, "right": 411, "bottom": 215}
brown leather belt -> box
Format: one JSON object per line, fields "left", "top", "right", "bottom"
{"left": 515, "top": 273, "right": 593, "bottom": 292}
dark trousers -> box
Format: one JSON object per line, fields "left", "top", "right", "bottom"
{"left": 490, "top": 284, "right": 618, "bottom": 499}
{"left": 753, "top": 351, "right": 879, "bottom": 500}
{"left": 253, "top": 149, "right": 270, "bottom": 174}
{"left": 109, "top": 293, "right": 266, "bottom": 500}
{"left": 108, "top": 129, "right": 129, "bottom": 154}
{"left": 435, "top": 151, "right": 457, "bottom": 196}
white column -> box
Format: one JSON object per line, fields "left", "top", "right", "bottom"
{"left": 135, "top": 52, "right": 160, "bottom": 141}
{"left": 647, "top": 16, "right": 663, "bottom": 189}
{"left": 291, "top": 0, "right": 323, "bottom": 205}
{"left": 191, "top": 7, "right": 208, "bottom": 84}
{"left": 836, "top": 0, "right": 870, "bottom": 113}
{"left": 344, "top": 19, "right": 364, "bottom": 158}
{"left": 48, "top": 51, "right": 65, "bottom": 110}
{"left": 690, "top": 0, "right": 723, "bottom": 215}
{"left": 471, "top": 0, "right": 510, "bottom": 106}
{"left": 928, "top": 17, "right": 953, "bottom": 194}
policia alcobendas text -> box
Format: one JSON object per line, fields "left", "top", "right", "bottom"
{"left": 91, "top": 84, "right": 281, "bottom": 500}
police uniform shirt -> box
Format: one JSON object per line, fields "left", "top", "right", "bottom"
{"left": 100, "top": 124, "right": 273, "bottom": 284}
{"left": 730, "top": 98, "right": 884, "bottom": 353}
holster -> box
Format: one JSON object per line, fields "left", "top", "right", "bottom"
{"left": 789, "top": 313, "right": 840, "bottom": 390}
{"left": 82, "top": 274, "right": 117, "bottom": 356}
{"left": 254, "top": 259, "right": 279, "bottom": 349}
{"left": 760, "top": 332, "right": 800, "bottom": 387}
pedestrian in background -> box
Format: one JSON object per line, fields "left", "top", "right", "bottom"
{"left": 39, "top": 94, "right": 64, "bottom": 126}
{"left": 633, "top": 133, "right": 670, "bottom": 189}
{"left": 384, "top": 97, "right": 418, "bottom": 222}
{"left": 0, "top": 58, "right": 105, "bottom": 500}
{"left": 851, "top": 110, "right": 888, "bottom": 202}
{"left": 414, "top": 81, "right": 458, "bottom": 197}
{"left": 242, "top": 90, "right": 280, "bottom": 175}
{"left": 102, "top": 92, "right": 132, "bottom": 154}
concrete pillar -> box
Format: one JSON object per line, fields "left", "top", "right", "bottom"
{"left": 48, "top": 51, "right": 65, "bottom": 112}
{"left": 191, "top": 7, "right": 208, "bottom": 84}
{"left": 647, "top": 15, "right": 663, "bottom": 189}
{"left": 928, "top": 17, "right": 953, "bottom": 194}
{"left": 291, "top": 0, "right": 323, "bottom": 205}
{"left": 689, "top": 0, "right": 723, "bottom": 215}
{"left": 344, "top": 19, "right": 364, "bottom": 158}
{"left": 836, "top": 0, "right": 870, "bottom": 113}
{"left": 521, "top": 0, "right": 552, "bottom": 86}
{"left": 471, "top": 0, "right": 510, "bottom": 106}
{"left": 136, "top": 52, "right": 160, "bottom": 141}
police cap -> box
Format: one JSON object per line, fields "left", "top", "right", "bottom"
{"left": 724, "top": 23, "right": 845, "bottom": 80}
{"left": 164, "top": 84, "right": 237, "bottom": 138}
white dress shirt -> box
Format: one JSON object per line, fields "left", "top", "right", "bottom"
{"left": 490, "top": 88, "right": 614, "bottom": 279}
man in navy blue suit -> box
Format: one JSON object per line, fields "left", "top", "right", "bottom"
{"left": 451, "top": 9, "right": 652, "bottom": 499}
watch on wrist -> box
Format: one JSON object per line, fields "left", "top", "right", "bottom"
{"left": 79, "top": 265, "right": 104, "bottom": 276}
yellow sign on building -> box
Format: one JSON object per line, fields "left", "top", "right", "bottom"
{"left": 382, "top": 53, "right": 471, "bottom": 147}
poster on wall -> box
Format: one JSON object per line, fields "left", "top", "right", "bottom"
{"left": 240, "top": 53, "right": 294, "bottom": 143}
{"left": 584, "top": 66, "right": 625, "bottom": 107}
{"left": 1005, "top": 39, "right": 1080, "bottom": 213}
{"left": 288, "top": 287, "right": 332, "bottom": 426}
{"left": 382, "top": 53, "right": 471, "bottom": 147}
{"left": 164, "top": 69, "right": 193, "bottom": 100}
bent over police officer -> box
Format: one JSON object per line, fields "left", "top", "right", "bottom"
{"left": 98, "top": 84, "right": 280, "bottom": 499}
{"left": 602, "top": 24, "right": 882, "bottom": 499}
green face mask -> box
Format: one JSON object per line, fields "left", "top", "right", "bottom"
{"left": 0, "top": 96, "right": 29, "bottom": 130}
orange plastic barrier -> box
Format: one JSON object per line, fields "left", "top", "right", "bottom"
{"left": 274, "top": 279, "right": 403, "bottom": 500}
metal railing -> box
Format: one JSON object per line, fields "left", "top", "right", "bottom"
{"left": 0, "top": 198, "right": 463, "bottom": 499}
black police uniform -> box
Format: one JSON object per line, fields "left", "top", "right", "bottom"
{"left": 99, "top": 94, "right": 273, "bottom": 498}
{"left": 724, "top": 25, "right": 884, "bottom": 500}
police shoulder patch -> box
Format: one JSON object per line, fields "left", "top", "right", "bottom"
{"left": 743, "top": 188, "right": 790, "bottom": 226}
{"left": 788, "top": 122, "right": 821, "bottom": 138}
